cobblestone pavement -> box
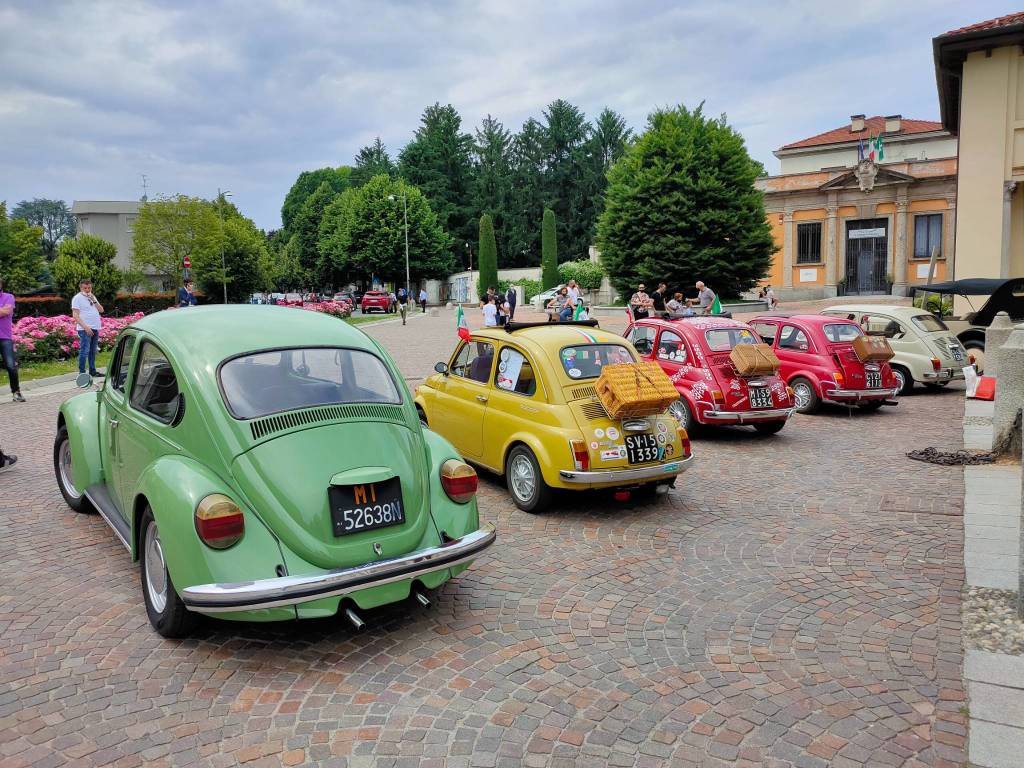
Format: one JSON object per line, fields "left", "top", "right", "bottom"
{"left": 0, "top": 309, "right": 967, "bottom": 767}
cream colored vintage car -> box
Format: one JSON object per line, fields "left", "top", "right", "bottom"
{"left": 821, "top": 305, "right": 971, "bottom": 394}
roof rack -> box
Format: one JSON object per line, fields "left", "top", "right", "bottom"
{"left": 503, "top": 319, "right": 600, "bottom": 333}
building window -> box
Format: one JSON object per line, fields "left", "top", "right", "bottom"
{"left": 796, "top": 222, "right": 822, "bottom": 264}
{"left": 913, "top": 213, "right": 942, "bottom": 259}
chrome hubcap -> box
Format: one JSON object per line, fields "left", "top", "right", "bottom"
{"left": 58, "top": 439, "right": 81, "bottom": 500}
{"left": 509, "top": 455, "right": 536, "bottom": 502}
{"left": 669, "top": 399, "right": 689, "bottom": 428}
{"left": 893, "top": 370, "right": 906, "bottom": 393}
{"left": 144, "top": 523, "right": 168, "bottom": 613}
{"left": 793, "top": 383, "right": 812, "bottom": 411}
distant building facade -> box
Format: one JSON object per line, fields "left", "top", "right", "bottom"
{"left": 934, "top": 12, "right": 1024, "bottom": 291}
{"left": 755, "top": 116, "right": 958, "bottom": 299}
{"left": 71, "top": 200, "right": 141, "bottom": 273}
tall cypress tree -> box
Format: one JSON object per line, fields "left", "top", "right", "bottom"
{"left": 541, "top": 208, "right": 558, "bottom": 289}
{"left": 477, "top": 214, "right": 498, "bottom": 298}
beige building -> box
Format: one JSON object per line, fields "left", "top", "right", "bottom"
{"left": 756, "top": 116, "right": 958, "bottom": 299}
{"left": 934, "top": 12, "right": 1024, "bottom": 293}
{"left": 71, "top": 200, "right": 141, "bottom": 273}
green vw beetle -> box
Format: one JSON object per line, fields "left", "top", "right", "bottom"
{"left": 53, "top": 306, "right": 495, "bottom": 637}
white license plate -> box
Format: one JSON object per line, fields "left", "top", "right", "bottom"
{"left": 749, "top": 387, "right": 773, "bottom": 409}
{"left": 865, "top": 371, "right": 881, "bottom": 388}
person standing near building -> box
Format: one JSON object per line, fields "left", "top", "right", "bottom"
{"left": 505, "top": 285, "right": 517, "bottom": 322}
{"left": 418, "top": 287, "right": 428, "bottom": 313}
{"left": 72, "top": 278, "right": 104, "bottom": 378}
{"left": 630, "top": 283, "right": 652, "bottom": 320}
{"left": 651, "top": 282, "right": 667, "bottom": 317}
{"left": 566, "top": 279, "right": 580, "bottom": 305}
{"left": 482, "top": 295, "right": 498, "bottom": 327}
{"left": 0, "top": 277, "right": 26, "bottom": 402}
{"left": 688, "top": 281, "right": 716, "bottom": 315}
{"left": 177, "top": 278, "right": 197, "bottom": 308}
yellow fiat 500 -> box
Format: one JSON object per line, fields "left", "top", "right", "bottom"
{"left": 415, "top": 321, "right": 692, "bottom": 513}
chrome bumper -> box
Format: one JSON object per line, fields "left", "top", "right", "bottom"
{"left": 559, "top": 455, "right": 693, "bottom": 484}
{"left": 181, "top": 524, "right": 496, "bottom": 613}
{"left": 824, "top": 387, "right": 899, "bottom": 402}
{"left": 923, "top": 369, "right": 965, "bottom": 381}
{"left": 703, "top": 406, "right": 794, "bottom": 423}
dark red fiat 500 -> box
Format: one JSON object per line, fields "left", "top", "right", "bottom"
{"left": 749, "top": 314, "right": 899, "bottom": 414}
{"left": 625, "top": 316, "right": 795, "bottom": 435}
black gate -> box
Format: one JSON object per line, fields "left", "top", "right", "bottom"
{"left": 845, "top": 219, "right": 889, "bottom": 294}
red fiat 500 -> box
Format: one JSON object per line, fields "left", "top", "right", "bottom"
{"left": 748, "top": 314, "right": 899, "bottom": 414}
{"left": 625, "top": 316, "right": 795, "bottom": 435}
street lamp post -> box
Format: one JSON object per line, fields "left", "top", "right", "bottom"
{"left": 388, "top": 193, "right": 410, "bottom": 301}
{"left": 465, "top": 242, "right": 473, "bottom": 304}
{"left": 217, "top": 188, "right": 232, "bottom": 304}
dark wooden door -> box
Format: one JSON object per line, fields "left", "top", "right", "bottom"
{"left": 845, "top": 219, "right": 888, "bottom": 294}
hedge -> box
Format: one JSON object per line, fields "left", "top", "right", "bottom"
{"left": 13, "top": 291, "right": 208, "bottom": 320}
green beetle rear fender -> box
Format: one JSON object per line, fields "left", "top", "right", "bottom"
{"left": 131, "top": 456, "right": 286, "bottom": 591}
{"left": 421, "top": 428, "right": 481, "bottom": 540}
{"left": 58, "top": 392, "right": 104, "bottom": 492}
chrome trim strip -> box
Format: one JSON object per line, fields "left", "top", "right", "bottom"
{"left": 559, "top": 455, "right": 693, "bottom": 484}
{"left": 823, "top": 387, "right": 899, "bottom": 402}
{"left": 84, "top": 487, "right": 131, "bottom": 552}
{"left": 181, "top": 524, "right": 496, "bottom": 613}
{"left": 703, "top": 407, "right": 794, "bottom": 422}
{"left": 922, "top": 370, "right": 964, "bottom": 380}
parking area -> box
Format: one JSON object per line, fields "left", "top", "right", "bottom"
{"left": 0, "top": 309, "right": 968, "bottom": 767}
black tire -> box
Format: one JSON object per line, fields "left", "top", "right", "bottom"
{"left": 139, "top": 508, "right": 198, "bottom": 638}
{"left": 753, "top": 420, "right": 786, "bottom": 435}
{"left": 891, "top": 365, "right": 913, "bottom": 396}
{"left": 790, "top": 377, "right": 820, "bottom": 414}
{"left": 858, "top": 400, "right": 885, "bottom": 411}
{"left": 505, "top": 445, "right": 551, "bottom": 514}
{"left": 54, "top": 425, "right": 91, "bottom": 513}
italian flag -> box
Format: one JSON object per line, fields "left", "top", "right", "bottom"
{"left": 710, "top": 295, "right": 722, "bottom": 314}
{"left": 874, "top": 133, "right": 884, "bottom": 162}
{"left": 573, "top": 300, "right": 585, "bottom": 320}
{"left": 456, "top": 304, "right": 471, "bottom": 341}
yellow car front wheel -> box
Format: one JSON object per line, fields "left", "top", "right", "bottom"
{"left": 505, "top": 445, "right": 551, "bottom": 514}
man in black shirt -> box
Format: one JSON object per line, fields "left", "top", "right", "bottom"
{"left": 651, "top": 283, "right": 667, "bottom": 316}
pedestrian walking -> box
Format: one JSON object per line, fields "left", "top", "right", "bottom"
{"left": 0, "top": 277, "right": 26, "bottom": 403}
{"left": 764, "top": 284, "right": 778, "bottom": 310}
{"left": 0, "top": 444, "right": 16, "bottom": 472}
{"left": 177, "top": 278, "right": 197, "bottom": 308}
{"left": 71, "top": 278, "right": 104, "bottom": 378}
{"left": 482, "top": 296, "right": 498, "bottom": 327}
{"left": 630, "top": 283, "right": 652, "bottom": 320}
{"left": 397, "top": 286, "right": 409, "bottom": 325}
{"left": 419, "top": 288, "right": 428, "bottom": 313}
{"left": 505, "top": 285, "right": 517, "bottom": 322}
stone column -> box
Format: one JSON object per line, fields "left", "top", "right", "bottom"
{"left": 1002, "top": 182, "right": 1017, "bottom": 279}
{"left": 986, "top": 312, "right": 1015, "bottom": 379}
{"left": 782, "top": 212, "right": 794, "bottom": 289}
{"left": 992, "top": 323, "right": 1024, "bottom": 457}
{"left": 893, "top": 196, "right": 909, "bottom": 296}
{"left": 824, "top": 200, "right": 838, "bottom": 297}
{"left": 945, "top": 195, "right": 957, "bottom": 277}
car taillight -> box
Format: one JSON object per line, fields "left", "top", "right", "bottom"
{"left": 570, "top": 439, "right": 589, "bottom": 471}
{"left": 711, "top": 390, "right": 725, "bottom": 404}
{"left": 195, "top": 494, "right": 244, "bottom": 549}
{"left": 833, "top": 371, "right": 845, "bottom": 388}
{"left": 677, "top": 427, "right": 691, "bottom": 458}
{"left": 931, "top": 357, "right": 941, "bottom": 371}
{"left": 440, "top": 459, "right": 477, "bottom": 503}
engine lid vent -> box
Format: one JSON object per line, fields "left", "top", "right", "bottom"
{"left": 250, "top": 403, "right": 406, "bottom": 440}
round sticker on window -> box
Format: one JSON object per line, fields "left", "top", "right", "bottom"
{"left": 594, "top": 428, "right": 605, "bottom": 439}
{"left": 568, "top": 368, "right": 582, "bottom": 378}
{"left": 563, "top": 348, "right": 576, "bottom": 358}
{"left": 500, "top": 348, "right": 510, "bottom": 362}
{"left": 606, "top": 427, "right": 620, "bottom": 440}
{"left": 498, "top": 361, "right": 507, "bottom": 373}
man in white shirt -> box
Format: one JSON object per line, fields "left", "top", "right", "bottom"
{"left": 71, "top": 278, "right": 104, "bottom": 377}
{"left": 566, "top": 280, "right": 580, "bottom": 304}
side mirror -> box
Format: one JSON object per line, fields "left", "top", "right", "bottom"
{"left": 434, "top": 361, "right": 449, "bottom": 375}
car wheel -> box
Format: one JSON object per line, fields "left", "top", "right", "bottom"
{"left": 505, "top": 445, "right": 551, "bottom": 514}
{"left": 54, "top": 425, "right": 91, "bottom": 513}
{"left": 140, "top": 507, "right": 198, "bottom": 638}
{"left": 668, "top": 397, "right": 695, "bottom": 433}
{"left": 891, "top": 365, "right": 912, "bottom": 395}
{"left": 964, "top": 340, "right": 985, "bottom": 373}
{"left": 753, "top": 420, "right": 786, "bottom": 435}
{"left": 858, "top": 400, "right": 885, "bottom": 411}
{"left": 790, "top": 378, "right": 819, "bottom": 414}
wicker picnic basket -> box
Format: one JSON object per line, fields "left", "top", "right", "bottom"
{"left": 730, "top": 343, "right": 780, "bottom": 376}
{"left": 595, "top": 362, "right": 679, "bottom": 419}
{"left": 852, "top": 335, "right": 895, "bottom": 362}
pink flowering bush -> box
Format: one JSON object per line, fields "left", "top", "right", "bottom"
{"left": 293, "top": 301, "right": 353, "bottom": 319}
{"left": 12, "top": 313, "right": 145, "bottom": 364}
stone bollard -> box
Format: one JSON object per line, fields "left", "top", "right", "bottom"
{"left": 985, "top": 311, "right": 1015, "bottom": 378}
{"left": 429, "top": 307, "right": 439, "bottom": 317}
{"left": 992, "top": 322, "right": 1024, "bottom": 456}
{"left": 445, "top": 302, "right": 452, "bottom": 309}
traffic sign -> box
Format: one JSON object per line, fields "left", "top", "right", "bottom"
{"left": 183, "top": 256, "right": 191, "bottom": 269}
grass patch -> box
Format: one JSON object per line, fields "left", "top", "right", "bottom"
{"left": 15, "top": 350, "right": 114, "bottom": 385}
{"left": 345, "top": 313, "right": 400, "bottom": 326}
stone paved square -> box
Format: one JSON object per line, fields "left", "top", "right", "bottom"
{"left": 0, "top": 310, "right": 968, "bottom": 766}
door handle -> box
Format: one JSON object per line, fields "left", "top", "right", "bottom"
{"left": 475, "top": 395, "right": 488, "bottom": 403}
{"left": 109, "top": 419, "right": 119, "bottom": 429}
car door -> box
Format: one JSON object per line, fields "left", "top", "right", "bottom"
{"left": 99, "top": 333, "right": 137, "bottom": 513}
{"left": 483, "top": 343, "right": 548, "bottom": 470}
{"left": 432, "top": 339, "right": 495, "bottom": 459}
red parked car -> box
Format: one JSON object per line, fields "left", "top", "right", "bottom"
{"left": 360, "top": 291, "right": 392, "bottom": 314}
{"left": 748, "top": 314, "right": 899, "bottom": 414}
{"left": 625, "top": 316, "right": 795, "bottom": 435}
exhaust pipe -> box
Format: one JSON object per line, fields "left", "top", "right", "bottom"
{"left": 344, "top": 606, "right": 365, "bottom": 630}
{"left": 412, "top": 584, "right": 431, "bottom": 608}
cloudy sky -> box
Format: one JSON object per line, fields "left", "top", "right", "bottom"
{"left": 1, "top": 0, "right": 1016, "bottom": 231}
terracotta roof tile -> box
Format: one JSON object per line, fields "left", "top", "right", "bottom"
{"left": 941, "top": 12, "right": 1024, "bottom": 38}
{"left": 779, "top": 116, "right": 943, "bottom": 151}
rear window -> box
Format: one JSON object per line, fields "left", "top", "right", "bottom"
{"left": 559, "top": 344, "right": 634, "bottom": 379}
{"left": 911, "top": 314, "right": 948, "bottom": 332}
{"left": 704, "top": 328, "right": 758, "bottom": 352}
{"left": 823, "top": 323, "right": 863, "bottom": 343}
{"left": 219, "top": 347, "right": 401, "bottom": 419}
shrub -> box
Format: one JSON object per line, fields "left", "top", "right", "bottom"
{"left": 497, "top": 278, "right": 542, "bottom": 304}
{"left": 52, "top": 234, "right": 123, "bottom": 304}
{"left": 11, "top": 313, "right": 144, "bottom": 364}
{"left": 13, "top": 295, "right": 70, "bottom": 320}
{"left": 557, "top": 260, "right": 605, "bottom": 290}
{"left": 912, "top": 294, "right": 952, "bottom": 315}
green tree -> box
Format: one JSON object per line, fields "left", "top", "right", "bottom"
{"left": 597, "top": 104, "right": 775, "bottom": 299}
{"left": 196, "top": 216, "right": 270, "bottom": 303}
{"left": 472, "top": 115, "right": 513, "bottom": 262}
{"left": 318, "top": 175, "right": 452, "bottom": 285}
{"left": 542, "top": 99, "right": 592, "bottom": 260}
{"left": 541, "top": 208, "right": 558, "bottom": 289}
{"left": 476, "top": 214, "right": 498, "bottom": 297}
{"left": 351, "top": 137, "right": 397, "bottom": 187}
{"left": 51, "top": 234, "right": 122, "bottom": 304}
{"left": 289, "top": 182, "right": 341, "bottom": 281}
{"left": 505, "top": 118, "right": 547, "bottom": 266}
{"left": 0, "top": 202, "right": 45, "bottom": 293}
{"left": 132, "top": 195, "right": 222, "bottom": 288}
{"left": 11, "top": 198, "right": 76, "bottom": 259}
{"left": 280, "top": 167, "right": 352, "bottom": 231}
{"left": 557, "top": 259, "right": 604, "bottom": 290}
{"left": 579, "top": 108, "right": 632, "bottom": 242}
{"left": 400, "top": 104, "right": 476, "bottom": 264}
